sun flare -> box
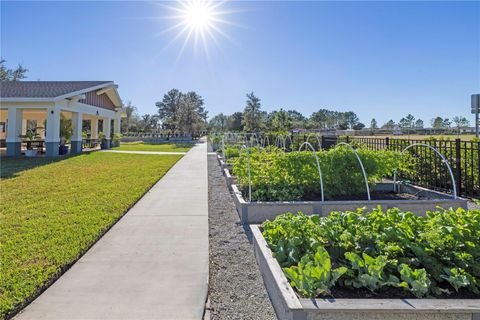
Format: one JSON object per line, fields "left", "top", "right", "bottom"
{"left": 160, "top": 0, "right": 234, "bottom": 57}
{"left": 183, "top": 1, "right": 214, "bottom": 30}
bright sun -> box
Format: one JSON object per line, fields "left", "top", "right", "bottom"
{"left": 160, "top": 0, "right": 233, "bottom": 57}
{"left": 183, "top": 1, "right": 214, "bottom": 30}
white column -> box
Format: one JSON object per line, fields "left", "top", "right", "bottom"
{"left": 22, "top": 119, "right": 27, "bottom": 135}
{"left": 114, "top": 113, "right": 121, "bottom": 134}
{"left": 6, "top": 108, "right": 22, "bottom": 156}
{"left": 91, "top": 118, "right": 98, "bottom": 139}
{"left": 104, "top": 118, "right": 111, "bottom": 139}
{"left": 103, "top": 118, "right": 111, "bottom": 149}
{"left": 71, "top": 112, "right": 83, "bottom": 153}
{"left": 45, "top": 107, "right": 60, "bottom": 156}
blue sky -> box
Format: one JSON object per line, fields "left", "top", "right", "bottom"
{"left": 1, "top": 1, "right": 479, "bottom": 126}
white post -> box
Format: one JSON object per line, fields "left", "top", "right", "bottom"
{"left": 114, "top": 113, "right": 121, "bottom": 134}
{"left": 45, "top": 107, "right": 60, "bottom": 156}
{"left": 103, "top": 118, "right": 111, "bottom": 149}
{"left": 71, "top": 112, "right": 83, "bottom": 153}
{"left": 6, "top": 108, "right": 22, "bottom": 156}
{"left": 22, "top": 119, "right": 27, "bottom": 135}
{"left": 91, "top": 118, "right": 98, "bottom": 139}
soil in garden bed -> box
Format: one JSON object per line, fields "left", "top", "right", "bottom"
{"left": 321, "top": 286, "right": 480, "bottom": 300}
{"left": 246, "top": 190, "right": 438, "bottom": 202}
{"left": 317, "top": 191, "right": 426, "bottom": 201}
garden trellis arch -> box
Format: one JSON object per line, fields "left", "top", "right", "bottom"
{"left": 275, "top": 135, "right": 285, "bottom": 152}
{"left": 335, "top": 142, "right": 371, "bottom": 201}
{"left": 393, "top": 143, "right": 457, "bottom": 199}
{"left": 306, "top": 133, "right": 322, "bottom": 151}
{"left": 298, "top": 142, "right": 325, "bottom": 201}
{"left": 261, "top": 136, "right": 270, "bottom": 148}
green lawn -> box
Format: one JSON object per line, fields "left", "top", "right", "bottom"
{"left": 0, "top": 152, "right": 182, "bottom": 318}
{"left": 112, "top": 141, "right": 194, "bottom": 152}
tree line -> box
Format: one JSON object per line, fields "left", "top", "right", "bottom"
{"left": 209, "top": 92, "right": 471, "bottom": 133}
{"left": 123, "top": 89, "right": 208, "bottom": 136}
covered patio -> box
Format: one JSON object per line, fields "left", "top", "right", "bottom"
{"left": 0, "top": 81, "right": 124, "bottom": 156}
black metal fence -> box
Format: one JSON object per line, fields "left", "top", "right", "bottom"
{"left": 332, "top": 136, "right": 479, "bottom": 199}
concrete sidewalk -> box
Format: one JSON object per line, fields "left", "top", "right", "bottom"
{"left": 16, "top": 142, "right": 208, "bottom": 320}
{"left": 101, "top": 150, "right": 187, "bottom": 155}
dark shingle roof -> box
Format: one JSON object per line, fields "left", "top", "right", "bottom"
{"left": 0, "top": 81, "right": 112, "bottom": 98}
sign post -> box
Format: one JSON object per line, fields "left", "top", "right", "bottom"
{"left": 471, "top": 94, "right": 480, "bottom": 138}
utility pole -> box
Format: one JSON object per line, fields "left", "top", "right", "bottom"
{"left": 472, "top": 94, "right": 480, "bottom": 138}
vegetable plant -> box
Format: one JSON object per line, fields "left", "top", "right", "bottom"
{"left": 283, "top": 246, "right": 347, "bottom": 297}
{"left": 233, "top": 146, "right": 410, "bottom": 201}
{"left": 261, "top": 208, "right": 480, "bottom": 298}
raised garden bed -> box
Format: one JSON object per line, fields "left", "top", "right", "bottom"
{"left": 251, "top": 209, "right": 480, "bottom": 320}
{"left": 230, "top": 179, "right": 467, "bottom": 224}
{"left": 219, "top": 146, "right": 467, "bottom": 224}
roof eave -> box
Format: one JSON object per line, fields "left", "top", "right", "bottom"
{"left": 53, "top": 81, "right": 115, "bottom": 101}
{"left": 0, "top": 97, "right": 55, "bottom": 103}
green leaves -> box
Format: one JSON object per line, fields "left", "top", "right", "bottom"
{"left": 262, "top": 208, "right": 480, "bottom": 298}
{"left": 284, "top": 246, "right": 347, "bottom": 297}
{"left": 441, "top": 268, "right": 479, "bottom": 294}
{"left": 233, "top": 146, "right": 404, "bottom": 201}
{"left": 344, "top": 252, "right": 395, "bottom": 292}
{"left": 398, "top": 264, "right": 431, "bottom": 297}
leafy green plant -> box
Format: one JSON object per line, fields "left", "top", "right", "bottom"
{"left": 19, "top": 130, "right": 40, "bottom": 150}
{"left": 398, "top": 264, "right": 431, "bottom": 297}
{"left": 112, "top": 133, "right": 122, "bottom": 143}
{"left": 344, "top": 252, "right": 400, "bottom": 291}
{"left": 441, "top": 268, "right": 479, "bottom": 294}
{"left": 262, "top": 212, "right": 326, "bottom": 267}
{"left": 60, "top": 114, "right": 72, "bottom": 145}
{"left": 261, "top": 208, "right": 480, "bottom": 298}
{"left": 233, "top": 146, "right": 409, "bottom": 201}
{"left": 284, "top": 246, "right": 347, "bottom": 297}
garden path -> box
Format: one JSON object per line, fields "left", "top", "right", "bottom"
{"left": 16, "top": 141, "right": 208, "bottom": 320}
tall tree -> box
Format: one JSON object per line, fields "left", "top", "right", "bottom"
{"left": 431, "top": 117, "right": 445, "bottom": 130}
{"left": 226, "top": 112, "right": 243, "bottom": 131}
{"left": 156, "top": 89, "right": 182, "bottom": 134}
{"left": 242, "top": 92, "right": 264, "bottom": 132}
{"left": 209, "top": 113, "right": 228, "bottom": 131}
{"left": 343, "top": 111, "right": 360, "bottom": 129}
{"left": 270, "top": 109, "right": 293, "bottom": 131}
{"left": 287, "top": 109, "right": 307, "bottom": 128}
{"left": 399, "top": 114, "right": 415, "bottom": 128}
{"left": 141, "top": 114, "right": 152, "bottom": 131}
{"left": 382, "top": 120, "right": 396, "bottom": 129}
{"left": 415, "top": 119, "right": 424, "bottom": 128}
{"left": 122, "top": 101, "right": 138, "bottom": 133}
{"left": 0, "top": 59, "right": 28, "bottom": 81}
{"left": 452, "top": 116, "right": 469, "bottom": 135}
{"left": 177, "top": 91, "right": 208, "bottom": 135}
{"left": 370, "top": 118, "right": 378, "bottom": 129}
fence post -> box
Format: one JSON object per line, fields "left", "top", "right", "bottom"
{"left": 455, "top": 139, "right": 462, "bottom": 196}
{"left": 385, "top": 137, "right": 390, "bottom": 150}
{"left": 346, "top": 135, "right": 350, "bottom": 144}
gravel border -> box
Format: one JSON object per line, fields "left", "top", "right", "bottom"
{"left": 208, "top": 153, "right": 277, "bottom": 320}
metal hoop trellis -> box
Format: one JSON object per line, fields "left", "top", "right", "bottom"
{"left": 393, "top": 143, "right": 457, "bottom": 199}
{"left": 299, "top": 142, "right": 325, "bottom": 201}
{"left": 306, "top": 133, "right": 322, "bottom": 151}
{"left": 335, "top": 142, "right": 371, "bottom": 201}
